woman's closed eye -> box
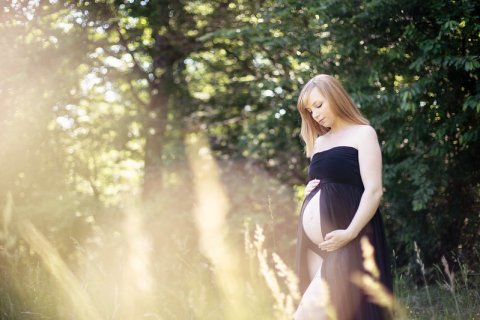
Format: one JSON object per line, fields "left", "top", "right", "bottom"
{"left": 307, "top": 103, "right": 323, "bottom": 113}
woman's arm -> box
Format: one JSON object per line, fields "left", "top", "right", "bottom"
{"left": 345, "top": 125, "right": 383, "bottom": 238}
{"left": 319, "top": 125, "right": 383, "bottom": 252}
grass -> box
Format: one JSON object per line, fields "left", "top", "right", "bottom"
{"left": 1, "top": 133, "right": 479, "bottom": 319}
{"left": 1, "top": 200, "right": 480, "bottom": 319}
{"left": 393, "top": 242, "right": 480, "bottom": 319}
{"left": 395, "top": 274, "right": 480, "bottom": 319}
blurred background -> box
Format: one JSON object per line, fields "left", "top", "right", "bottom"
{"left": 0, "top": 0, "right": 478, "bottom": 319}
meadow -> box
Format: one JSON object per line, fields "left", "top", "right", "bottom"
{"left": 1, "top": 132, "right": 478, "bottom": 320}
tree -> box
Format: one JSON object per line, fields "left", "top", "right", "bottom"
{"left": 192, "top": 0, "right": 480, "bottom": 268}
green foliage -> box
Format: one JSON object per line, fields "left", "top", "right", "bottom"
{"left": 1, "top": 0, "right": 479, "bottom": 318}
{"left": 194, "top": 0, "right": 480, "bottom": 269}
{"left": 313, "top": 0, "right": 480, "bottom": 269}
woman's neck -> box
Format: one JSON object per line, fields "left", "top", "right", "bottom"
{"left": 328, "top": 119, "right": 353, "bottom": 135}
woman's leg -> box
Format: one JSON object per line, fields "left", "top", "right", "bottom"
{"left": 306, "top": 248, "right": 322, "bottom": 279}
{"left": 294, "top": 251, "right": 327, "bottom": 320}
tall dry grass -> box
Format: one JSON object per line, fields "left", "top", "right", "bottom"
{"left": 0, "top": 131, "right": 479, "bottom": 319}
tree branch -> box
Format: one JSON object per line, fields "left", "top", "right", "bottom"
{"left": 113, "top": 23, "right": 152, "bottom": 86}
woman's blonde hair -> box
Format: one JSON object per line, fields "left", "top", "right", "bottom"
{"left": 297, "top": 74, "right": 370, "bottom": 158}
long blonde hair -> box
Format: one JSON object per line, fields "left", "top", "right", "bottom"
{"left": 297, "top": 74, "right": 370, "bottom": 158}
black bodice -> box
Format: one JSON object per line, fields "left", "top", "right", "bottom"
{"left": 308, "top": 145, "right": 364, "bottom": 189}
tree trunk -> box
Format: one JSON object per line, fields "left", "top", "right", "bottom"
{"left": 142, "top": 75, "right": 170, "bottom": 201}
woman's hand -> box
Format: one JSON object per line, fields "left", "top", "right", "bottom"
{"left": 318, "top": 229, "right": 355, "bottom": 252}
{"left": 304, "top": 179, "right": 321, "bottom": 198}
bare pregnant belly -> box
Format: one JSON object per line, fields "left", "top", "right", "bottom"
{"left": 302, "top": 189, "right": 324, "bottom": 245}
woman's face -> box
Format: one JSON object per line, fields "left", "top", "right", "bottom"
{"left": 305, "top": 87, "right": 336, "bottom": 128}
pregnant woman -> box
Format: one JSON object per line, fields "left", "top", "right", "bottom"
{"left": 293, "top": 74, "right": 393, "bottom": 320}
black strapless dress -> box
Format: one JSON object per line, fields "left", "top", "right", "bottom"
{"left": 294, "top": 146, "right": 393, "bottom": 320}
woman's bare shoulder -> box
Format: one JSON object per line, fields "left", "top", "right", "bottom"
{"left": 310, "top": 136, "right": 326, "bottom": 159}
{"left": 352, "top": 124, "right": 376, "bottom": 139}
{"left": 315, "top": 134, "right": 326, "bottom": 143}
{"left": 314, "top": 135, "right": 327, "bottom": 148}
{"left": 355, "top": 125, "right": 380, "bottom": 152}
{"left": 353, "top": 124, "right": 375, "bottom": 131}
{"left": 348, "top": 125, "right": 376, "bottom": 149}
{"left": 356, "top": 124, "right": 378, "bottom": 137}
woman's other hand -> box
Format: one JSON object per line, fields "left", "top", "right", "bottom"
{"left": 304, "top": 179, "right": 320, "bottom": 198}
{"left": 318, "top": 229, "right": 355, "bottom": 252}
